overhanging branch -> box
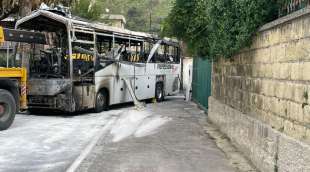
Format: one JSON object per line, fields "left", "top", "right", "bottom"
{"left": 0, "top": 0, "right": 19, "bottom": 21}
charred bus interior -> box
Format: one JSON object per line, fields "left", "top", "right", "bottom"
{"left": 17, "top": 15, "right": 69, "bottom": 79}
{"left": 16, "top": 14, "right": 76, "bottom": 112}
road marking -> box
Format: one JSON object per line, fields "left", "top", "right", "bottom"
{"left": 66, "top": 117, "right": 116, "bottom": 172}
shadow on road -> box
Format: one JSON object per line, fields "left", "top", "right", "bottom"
{"left": 25, "top": 96, "right": 186, "bottom": 118}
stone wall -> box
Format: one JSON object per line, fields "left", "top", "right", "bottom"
{"left": 208, "top": 7, "right": 310, "bottom": 172}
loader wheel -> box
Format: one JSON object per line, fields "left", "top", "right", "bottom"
{"left": 95, "top": 90, "right": 108, "bottom": 113}
{"left": 0, "top": 89, "right": 16, "bottom": 131}
{"left": 155, "top": 82, "right": 164, "bottom": 102}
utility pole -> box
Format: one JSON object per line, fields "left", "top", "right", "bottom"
{"left": 149, "top": 0, "right": 152, "bottom": 33}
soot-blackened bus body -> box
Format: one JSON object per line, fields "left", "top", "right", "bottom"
{"left": 15, "top": 10, "right": 181, "bottom": 113}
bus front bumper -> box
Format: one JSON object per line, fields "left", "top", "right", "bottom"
{"left": 28, "top": 94, "right": 73, "bottom": 112}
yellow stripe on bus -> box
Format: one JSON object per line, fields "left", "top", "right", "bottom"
{"left": 64, "top": 53, "right": 94, "bottom": 61}
{"left": 0, "top": 26, "right": 4, "bottom": 43}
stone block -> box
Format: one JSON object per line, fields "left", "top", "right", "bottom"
{"left": 297, "top": 39, "right": 310, "bottom": 61}
{"left": 269, "top": 114, "right": 284, "bottom": 131}
{"left": 278, "top": 63, "right": 291, "bottom": 80}
{"left": 262, "top": 96, "right": 271, "bottom": 112}
{"left": 302, "top": 16, "right": 310, "bottom": 38}
{"left": 272, "top": 63, "right": 282, "bottom": 79}
{"left": 258, "top": 64, "right": 266, "bottom": 78}
{"left": 275, "top": 82, "right": 286, "bottom": 99}
{"left": 285, "top": 41, "right": 298, "bottom": 62}
{"left": 251, "top": 65, "right": 259, "bottom": 78}
{"left": 275, "top": 44, "right": 287, "bottom": 63}
{"left": 274, "top": 99, "right": 288, "bottom": 118}
{"left": 306, "top": 85, "right": 310, "bottom": 105}
{"left": 303, "top": 105, "right": 310, "bottom": 124}
{"left": 284, "top": 119, "right": 306, "bottom": 140}
{"left": 269, "top": 28, "right": 281, "bottom": 46}
{"left": 287, "top": 101, "right": 304, "bottom": 123}
{"left": 283, "top": 120, "right": 294, "bottom": 135}
{"left": 301, "top": 62, "right": 310, "bottom": 81}
{"left": 289, "top": 62, "right": 302, "bottom": 81}
{"left": 264, "top": 64, "right": 273, "bottom": 78}
{"left": 292, "top": 84, "right": 307, "bottom": 103}
{"left": 283, "top": 82, "right": 294, "bottom": 101}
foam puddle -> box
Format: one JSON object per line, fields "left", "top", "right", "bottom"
{"left": 134, "top": 116, "right": 171, "bottom": 138}
{"left": 110, "top": 109, "right": 171, "bottom": 142}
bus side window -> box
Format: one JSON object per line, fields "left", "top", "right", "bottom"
{"left": 95, "top": 35, "right": 115, "bottom": 71}
{"left": 143, "top": 42, "right": 150, "bottom": 62}
{"left": 156, "top": 44, "right": 166, "bottom": 63}
{"left": 167, "top": 45, "right": 175, "bottom": 63}
{"left": 146, "top": 42, "right": 157, "bottom": 63}
{"left": 127, "top": 41, "right": 144, "bottom": 63}
{"left": 137, "top": 42, "right": 144, "bottom": 63}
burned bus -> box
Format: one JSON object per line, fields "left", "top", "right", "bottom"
{"left": 15, "top": 10, "right": 181, "bottom": 113}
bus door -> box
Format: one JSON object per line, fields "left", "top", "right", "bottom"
{"left": 133, "top": 41, "right": 156, "bottom": 100}
{"left": 134, "top": 63, "right": 155, "bottom": 100}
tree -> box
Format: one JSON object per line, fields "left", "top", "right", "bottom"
{"left": 0, "top": 0, "right": 174, "bottom": 34}
{"left": 71, "top": 0, "right": 103, "bottom": 20}
{"left": 95, "top": 0, "right": 174, "bottom": 33}
{"left": 0, "top": 0, "right": 19, "bottom": 20}
{"left": 0, "top": 0, "right": 74, "bottom": 20}
{"left": 164, "top": 0, "right": 281, "bottom": 59}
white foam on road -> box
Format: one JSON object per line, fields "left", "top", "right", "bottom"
{"left": 110, "top": 110, "right": 151, "bottom": 142}
{"left": 134, "top": 116, "right": 171, "bottom": 138}
{"left": 0, "top": 108, "right": 171, "bottom": 172}
{"left": 0, "top": 110, "right": 122, "bottom": 172}
{"left": 67, "top": 108, "right": 171, "bottom": 172}
{"left": 110, "top": 109, "right": 171, "bottom": 142}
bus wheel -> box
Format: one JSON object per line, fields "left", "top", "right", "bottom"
{"left": 95, "top": 90, "right": 108, "bottom": 113}
{"left": 155, "top": 82, "right": 164, "bottom": 102}
{"left": 0, "top": 89, "right": 16, "bottom": 131}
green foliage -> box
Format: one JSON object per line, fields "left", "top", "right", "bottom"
{"left": 94, "top": 0, "right": 174, "bottom": 33}
{"left": 164, "top": 0, "right": 280, "bottom": 59}
{"left": 70, "top": 0, "right": 174, "bottom": 33}
{"left": 72, "top": 0, "right": 103, "bottom": 21}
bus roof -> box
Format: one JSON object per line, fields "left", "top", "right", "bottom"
{"left": 15, "top": 10, "right": 179, "bottom": 46}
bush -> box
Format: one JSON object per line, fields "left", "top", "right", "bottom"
{"left": 164, "top": 0, "right": 280, "bottom": 59}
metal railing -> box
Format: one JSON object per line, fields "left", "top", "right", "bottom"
{"left": 279, "top": 0, "right": 310, "bottom": 17}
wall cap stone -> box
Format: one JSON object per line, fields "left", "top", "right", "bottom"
{"left": 259, "top": 6, "right": 310, "bottom": 32}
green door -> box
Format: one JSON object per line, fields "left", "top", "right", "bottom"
{"left": 192, "top": 57, "right": 212, "bottom": 110}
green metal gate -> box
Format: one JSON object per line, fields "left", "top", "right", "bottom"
{"left": 192, "top": 57, "right": 212, "bottom": 110}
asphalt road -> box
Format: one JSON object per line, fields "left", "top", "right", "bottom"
{"left": 0, "top": 98, "right": 235, "bottom": 172}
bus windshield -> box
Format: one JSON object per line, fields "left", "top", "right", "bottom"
{"left": 16, "top": 31, "right": 70, "bottom": 79}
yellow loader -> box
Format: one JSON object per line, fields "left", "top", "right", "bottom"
{"left": 0, "top": 26, "right": 28, "bottom": 130}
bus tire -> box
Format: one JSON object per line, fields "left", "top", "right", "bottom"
{"left": 95, "top": 90, "right": 108, "bottom": 113}
{"left": 155, "top": 82, "right": 164, "bottom": 102}
{"left": 0, "top": 89, "right": 16, "bottom": 131}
